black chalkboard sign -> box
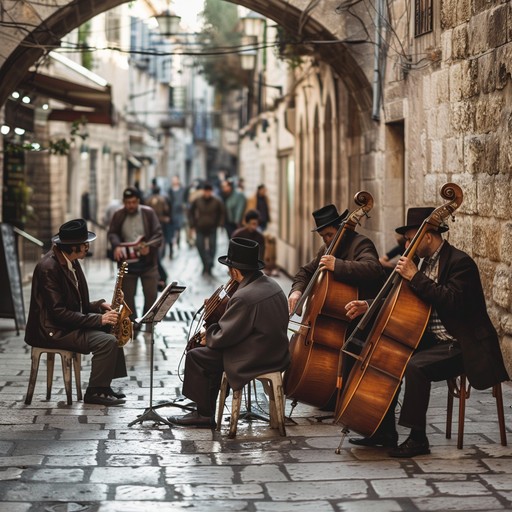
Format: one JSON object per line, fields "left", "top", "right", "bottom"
{"left": 0, "top": 223, "right": 25, "bottom": 333}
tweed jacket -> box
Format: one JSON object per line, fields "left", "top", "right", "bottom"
{"left": 108, "top": 205, "right": 163, "bottom": 268}
{"left": 290, "top": 230, "right": 386, "bottom": 301}
{"left": 409, "top": 241, "right": 509, "bottom": 390}
{"left": 206, "top": 272, "right": 290, "bottom": 390}
{"left": 25, "top": 247, "right": 106, "bottom": 354}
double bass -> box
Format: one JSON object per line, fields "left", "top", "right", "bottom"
{"left": 334, "top": 183, "right": 463, "bottom": 446}
{"left": 283, "top": 191, "right": 374, "bottom": 408}
{"left": 186, "top": 278, "right": 239, "bottom": 351}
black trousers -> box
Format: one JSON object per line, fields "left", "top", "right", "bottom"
{"left": 399, "top": 338, "right": 464, "bottom": 431}
{"left": 182, "top": 346, "right": 224, "bottom": 417}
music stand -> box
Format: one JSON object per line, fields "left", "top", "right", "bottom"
{"left": 128, "top": 281, "right": 186, "bottom": 427}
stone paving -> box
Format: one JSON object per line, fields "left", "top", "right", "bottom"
{"left": 0, "top": 234, "right": 511, "bottom": 511}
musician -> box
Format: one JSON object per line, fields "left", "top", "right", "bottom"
{"left": 287, "top": 204, "right": 386, "bottom": 408}
{"left": 288, "top": 204, "right": 385, "bottom": 313}
{"left": 25, "top": 219, "right": 127, "bottom": 406}
{"left": 168, "top": 238, "right": 290, "bottom": 427}
{"left": 345, "top": 207, "right": 509, "bottom": 457}
{"left": 108, "top": 187, "right": 163, "bottom": 327}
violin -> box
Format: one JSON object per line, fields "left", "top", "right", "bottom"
{"left": 186, "top": 278, "right": 239, "bottom": 351}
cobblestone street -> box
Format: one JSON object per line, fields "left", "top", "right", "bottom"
{"left": 0, "top": 233, "right": 511, "bottom": 511}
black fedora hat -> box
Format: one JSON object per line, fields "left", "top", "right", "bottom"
{"left": 395, "top": 207, "right": 449, "bottom": 235}
{"left": 52, "top": 219, "right": 97, "bottom": 245}
{"left": 218, "top": 237, "right": 265, "bottom": 270}
{"left": 311, "top": 204, "right": 349, "bottom": 232}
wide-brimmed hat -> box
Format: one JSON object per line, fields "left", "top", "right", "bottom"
{"left": 311, "top": 204, "right": 349, "bottom": 232}
{"left": 218, "top": 237, "right": 265, "bottom": 270}
{"left": 395, "top": 207, "right": 449, "bottom": 235}
{"left": 51, "top": 219, "right": 96, "bottom": 245}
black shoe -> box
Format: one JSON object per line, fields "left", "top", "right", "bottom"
{"left": 349, "top": 432, "right": 398, "bottom": 448}
{"left": 84, "top": 392, "right": 125, "bottom": 406}
{"left": 107, "top": 387, "right": 126, "bottom": 399}
{"left": 389, "top": 437, "right": 430, "bottom": 458}
{"left": 167, "top": 411, "right": 216, "bottom": 429}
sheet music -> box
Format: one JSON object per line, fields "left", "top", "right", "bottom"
{"left": 135, "top": 281, "right": 186, "bottom": 324}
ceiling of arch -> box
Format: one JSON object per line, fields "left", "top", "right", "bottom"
{"left": 0, "top": 0, "right": 373, "bottom": 116}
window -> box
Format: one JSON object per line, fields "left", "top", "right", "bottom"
{"left": 415, "top": 0, "right": 433, "bottom": 37}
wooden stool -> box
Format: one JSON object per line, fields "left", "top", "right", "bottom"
{"left": 446, "top": 374, "right": 507, "bottom": 449}
{"left": 216, "top": 371, "right": 287, "bottom": 438}
{"left": 25, "top": 347, "right": 82, "bottom": 406}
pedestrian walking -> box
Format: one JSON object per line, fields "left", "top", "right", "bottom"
{"left": 188, "top": 182, "right": 225, "bottom": 276}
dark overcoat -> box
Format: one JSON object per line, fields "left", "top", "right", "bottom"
{"left": 290, "top": 230, "right": 386, "bottom": 301}
{"left": 408, "top": 241, "right": 509, "bottom": 389}
{"left": 206, "top": 273, "right": 290, "bottom": 390}
{"left": 25, "top": 247, "right": 106, "bottom": 354}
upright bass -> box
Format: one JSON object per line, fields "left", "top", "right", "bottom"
{"left": 334, "top": 183, "right": 463, "bottom": 442}
{"left": 283, "top": 191, "right": 374, "bottom": 408}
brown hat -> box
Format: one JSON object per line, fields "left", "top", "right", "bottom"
{"left": 311, "top": 204, "right": 349, "bottom": 232}
{"left": 395, "top": 207, "right": 449, "bottom": 235}
{"left": 52, "top": 219, "right": 96, "bottom": 245}
{"left": 218, "top": 237, "right": 265, "bottom": 270}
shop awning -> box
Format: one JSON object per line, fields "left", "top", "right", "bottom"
{"left": 17, "top": 71, "right": 114, "bottom": 125}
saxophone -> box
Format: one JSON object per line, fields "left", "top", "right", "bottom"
{"left": 111, "top": 262, "right": 133, "bottom": 347}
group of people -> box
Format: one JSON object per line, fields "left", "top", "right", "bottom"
{"left": 24, "top": 191, "right": 509, "bottom": 458}
{"left": 186, "top": 179, "right": 271, "bottom": 276}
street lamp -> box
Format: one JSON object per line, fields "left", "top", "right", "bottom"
{"left": 240, "top": 35, "right": 257, "bottom": 71}
{"left": 154, "top": 1, "right": 182, "bottom": 37}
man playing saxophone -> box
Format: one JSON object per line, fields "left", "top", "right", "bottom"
{"left": 25, "top": 219, "right": 127, "bottom": 406}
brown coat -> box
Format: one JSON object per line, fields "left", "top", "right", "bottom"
{"left": 25, "top": 247, "right": 106, "bottom": 354}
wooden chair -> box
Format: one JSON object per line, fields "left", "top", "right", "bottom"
{"left": 25, "top": 347, "right": 82, "bottom": 406}
{"left": 216, "top": 371, "right": 287, "bottom": 438}
{"left": 446, "top": 374, "right": 507, "bottom": 449}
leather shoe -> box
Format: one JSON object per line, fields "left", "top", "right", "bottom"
{"left": 349, "top": 432, "right": 398, "bottom": 448}
{"left": 107, "top": 387, "right": 126, "bottom": 399}
{"left": 84, "top": 392, "right": 125, "bottom": 406}
{"left": 389, "top": 437, "right": 430, "bottom": 458}
{"left": 167, "top": 411, "right": 216, "bottom": 428}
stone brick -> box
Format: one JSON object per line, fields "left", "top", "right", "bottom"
{"left": 456, "top": 0, "right": 471, "bottom": 24}
{"left": 452, "top": 25, "right": 468, "bottom": 60}
{"left": 488, "top": 5, "right": 508, "bottom": 48}
{"left": 492, "top": 264, "right": 512, "bottom": 308}
{"left": 476, "top": 257, "right": 499, "bottom": 295}
{"left": 476, "top": 174, "right": 495, "bottom": 217}
{"left": 451, "top": 101, "right": 475, "bottom": 132}
{"left": 492, "top": 175, "right": 512, "bottom": 219}
{"left": 477, "top": 50, "right": 496, "bottom": 94}
{"left": 465, "top": 135, "right": 486, "bottom": 174}
{"left": 500, "top": 222, "right": 512, "bottom": 265}
{"left": 444, "top": 137, "right": 463, "bottom": 173}
{"left": 441, "top": 0, "right": 456, "bottom": 29}
{"left": 472, "top": 220, "right": 489, "bottom": 258}
{"left": 495, "top": 44, "right": 512, "bottom": 91}
{"left": 461, "top": 60, "right": 479, "bottom": 98}
{"left": 432, "top": 69, "right": 450, "bottom": 104}
{"left": 449, "top": 62, "right": 463, "bottom": 101}
{"left": 441, "top": 30, "right": 453, "bottom": 63}
{"left": 468, "top": 11, "right": 489, "bottom": 56}
{"left": 451, "top": 173, "right": 477, "bottom": 215}
{"left": 431, "top": 138, "right": 444, "bottom": 172}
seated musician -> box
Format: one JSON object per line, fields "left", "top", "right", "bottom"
{"left": 25, "top": 219, "right": 127, "bottom": 405}
{"left": 345, "top": 207, "right": 509, "bottom": 457}
{"left": 168, "top": 237, "right": 290, "bottom": 428}
{"left": 108, "top": 187, "right": 163, "bottom": 330}
{"left": 287, "top": 204, "right": 386, "bottom": 408}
